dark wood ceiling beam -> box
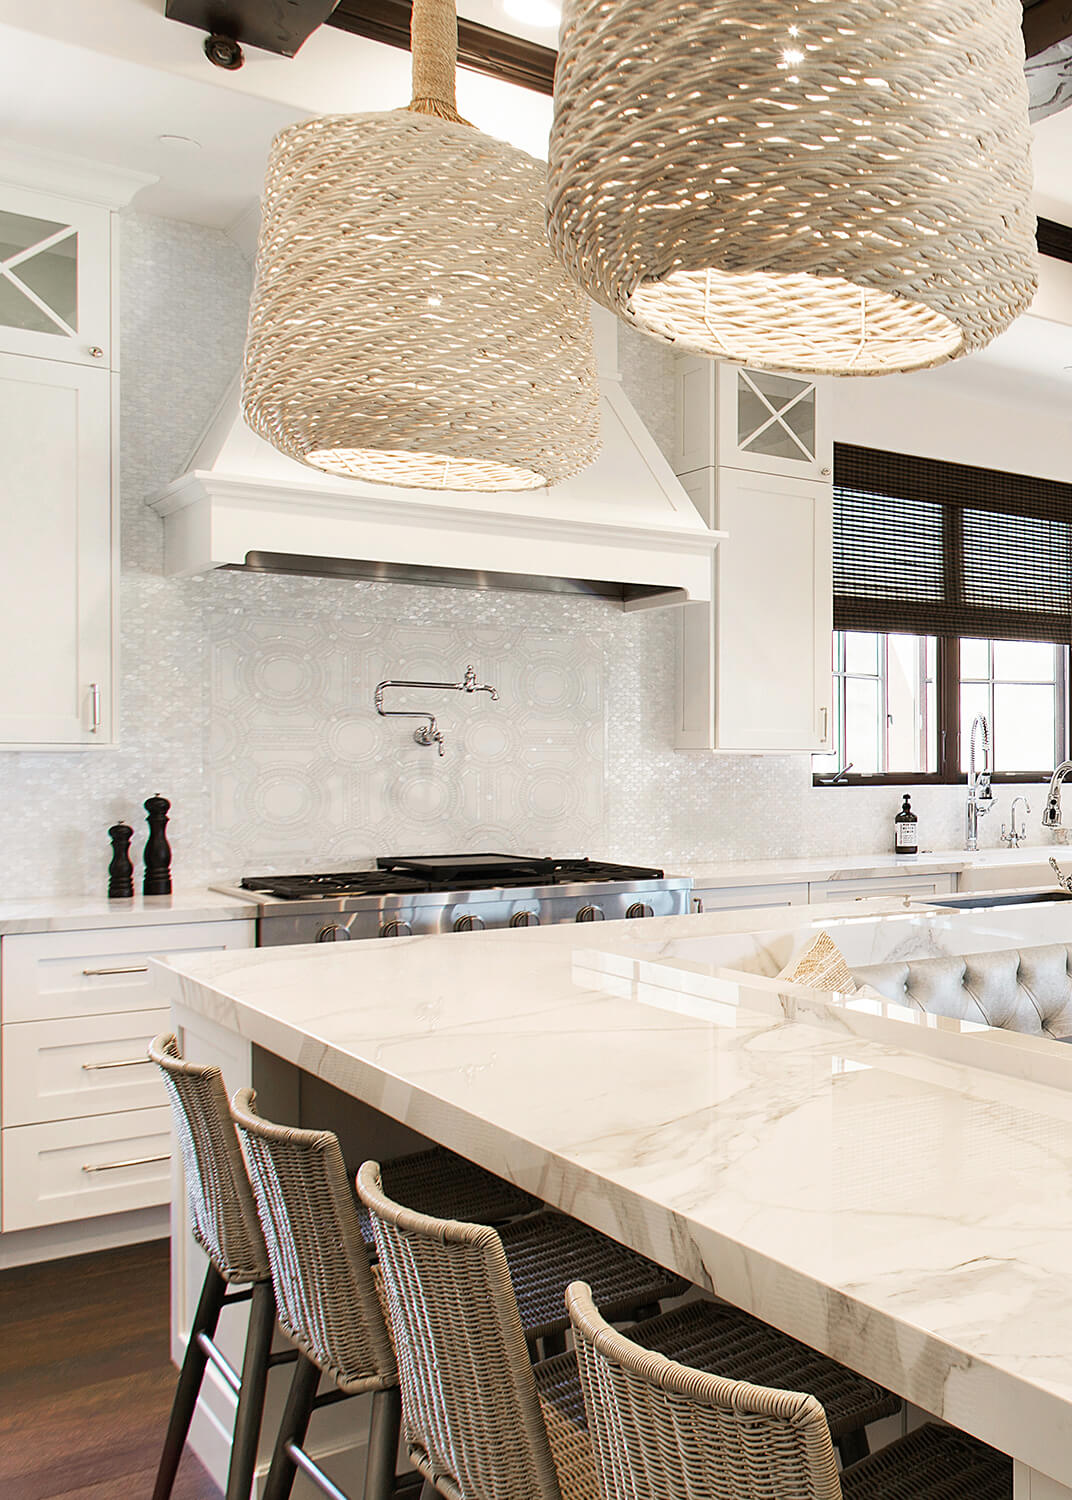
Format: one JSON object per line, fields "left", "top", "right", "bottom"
{"left": 327, "top": 0, "right": 556, "bottom": 94}
{"left": 1023, "top": 0, "right": 1072, "bottom": 58}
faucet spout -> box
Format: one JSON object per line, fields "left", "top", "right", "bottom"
{"left": 965, "top": 713, "right": 993, "bottom": 851}
{"left": 1043, "top": 760, "right": 1072, "bottom": 828}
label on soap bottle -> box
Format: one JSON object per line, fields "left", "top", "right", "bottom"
{"left": 895, "top": 822, "right": 918, "bottom": 851}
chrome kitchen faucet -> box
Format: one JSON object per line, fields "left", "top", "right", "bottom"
{"left": 374, "top": 664, "right": 499, "bottom": 756}
{"left": 965, "top": 713, "right": 993, "bottom": 851}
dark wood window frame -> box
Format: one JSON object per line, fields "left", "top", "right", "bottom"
{"left": 814, "top": 634, "right": 1071, "bottom": 787}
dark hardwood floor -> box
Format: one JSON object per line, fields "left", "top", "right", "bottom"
{"left": 0, "top": 1238, "right": 221, "bottom": 1499}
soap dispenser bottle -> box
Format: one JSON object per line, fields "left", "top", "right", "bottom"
{"left": 894, "top": 794, "right": 919, "bottom": 855}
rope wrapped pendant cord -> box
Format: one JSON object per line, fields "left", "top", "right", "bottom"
{"left": 546, "top": 0, "right": 1037, "bottom": 376}
{"left": 242, "top": 0, "right": 600, "bottom": 491}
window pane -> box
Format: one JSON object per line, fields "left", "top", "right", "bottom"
{"left": 960, "top": 638, "right": 989, "bottom": 679}
{"left": 846, "top": 677, "right": 880, "bottom": 774}
{"left": 844, "top": 632, "right": 879, "bottom": 676}
{"left": 960, "top": 684, "right": 990, "bottom": 773}
{"left": 992, "top": 640, "right": 1057, "bottom": 683}
{"left": 993, "top": 684, "right": 1057, "bottom": 771}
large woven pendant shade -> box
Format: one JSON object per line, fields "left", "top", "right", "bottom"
{"left": 243, "top": 0, "right": 599, "bottom": 491}
{"left": 546, "top": 0, "right": 1038, "bottom": 376}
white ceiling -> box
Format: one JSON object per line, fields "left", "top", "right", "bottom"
{"left": 1, "top": 0, "right": 1070, "bottom": 408}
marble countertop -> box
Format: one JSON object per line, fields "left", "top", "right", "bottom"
{"left": 673, "top": 844, "right": 1063, "bottom": 887}
{"left": 0, "top": 888, "right": 256, "bottom": 935}
{"left": 155, "top": 906, "right": 1072, "bottom": 1489}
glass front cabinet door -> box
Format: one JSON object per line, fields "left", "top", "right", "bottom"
{"left": 717, "top": 365, "right": 831, "bottom": 481}
{"left": 0, "top": 185, "right": 112, "bottom": 369}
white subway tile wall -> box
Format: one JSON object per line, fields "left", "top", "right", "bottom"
{"left": 0, "top": 213, "right": 1047, "bottom": 897}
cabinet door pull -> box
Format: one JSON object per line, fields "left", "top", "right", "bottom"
{"left": 89, "top": 682, "right": 102, "bottom": 734}
{"left": 81, "top": 1057, "right": 153, "bottom": 1072}
{"left": 692, "top": 897, "right": 704, "bottom": 914}
{"left": 819, "top": 706, "right": 829, "bottom": 742}
{"left": 82, "top": 1153, "right": 170, "bottom": 1174}
{"left": 81, "top": 964, "right": 150, "bottom": 977}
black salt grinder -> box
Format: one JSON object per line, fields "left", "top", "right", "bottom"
{"left": 107, "top": 821, "right": 134, "bottom": 899}
{"left": 143, "top": 794, "right": 172, "bottom": 896}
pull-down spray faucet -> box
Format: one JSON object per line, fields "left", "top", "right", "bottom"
{"left": 374, "top": 664, "right": 499, "bottom": 756}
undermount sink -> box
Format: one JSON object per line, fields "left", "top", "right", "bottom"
{"left": 930, "top": 890, "right": 1072, "bottom": 909}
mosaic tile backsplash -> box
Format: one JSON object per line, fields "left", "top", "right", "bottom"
{"left": 0, "top": 213, "right": 1050, "bottom": 897}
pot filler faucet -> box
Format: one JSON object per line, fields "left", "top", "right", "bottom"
{"left": 374, "top": 664, "right": 499, "bottom": 756}
{"left": 965, "top": 712, "right": 993, "bottom": 851}
{"left": 1042, "top": 760, "right": 1072, "bottom": 830}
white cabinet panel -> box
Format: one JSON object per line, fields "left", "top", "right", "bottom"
{"left": 808, "top": 874, "right": 956, "bottom": 902}
{"left": 692, "top": 883, "right": 811, "bottom": 912}
{"left": 2, "top": 920, "right": 256, "bottom": 1022}
{"left": 2, "top": 1105, "right": 171, "bottom": 1230}
{"left": 2, "top": 1008, "right": 168, "bottom": 1126}
{"left": 674, "top": 358, "right": 831, "bottom": 483}
{"left": 0, "top": 352, "right": 113, "bottom": 745}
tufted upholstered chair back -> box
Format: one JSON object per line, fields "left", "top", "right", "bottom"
{"left": 853, "top": 943, "right": 1072, "bottom": 1037}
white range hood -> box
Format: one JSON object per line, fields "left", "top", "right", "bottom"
{"left": 147, "top": 309, "right": 722, "bottom": 609}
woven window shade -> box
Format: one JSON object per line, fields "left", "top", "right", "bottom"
{"left": 242, "top": 0, "right": 600, "bottom": 492}
{"left": 834, "top": 446, "right": 1072, "bottom": 644}
{"left": 546, "top": 0, "right": 1037, "bottom": 377}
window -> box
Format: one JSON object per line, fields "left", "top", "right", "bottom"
{"left": 813, "top": 632, "right": 1069, "bottom": 784}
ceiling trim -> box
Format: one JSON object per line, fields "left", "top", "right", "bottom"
{"left": 327, "top": 0, "right": 556, "bottom": 94}
{"left": 0, "top": 142, "right": 157, "bottom": 208}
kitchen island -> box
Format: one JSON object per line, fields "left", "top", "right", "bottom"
{"left": 153, "top": 903, "right": 1072, "bottom": 1500}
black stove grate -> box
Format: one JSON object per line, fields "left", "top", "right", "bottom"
{"left": 240, "top": 856, "right": 666, "bottom": 901}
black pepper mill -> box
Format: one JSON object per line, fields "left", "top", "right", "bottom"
{"left": 143, "top": 794, "right": 172, "bottom": 896}
{"left": 107, "top": 822, "right": 134, "bottom": 899}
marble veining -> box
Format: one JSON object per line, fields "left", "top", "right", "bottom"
{"left": 156, "top": 908, "right": 1072, "bottom": 1490}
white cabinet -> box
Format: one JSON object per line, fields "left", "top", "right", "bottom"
{"left": 0, "top": 353, "right": 114, "bottom": 744}
{"left": 0, "top": 154, "right": 139, "bottom": 750}
{"left": 0, "top": 184, "right": 114, "bottom": 369}
{"left": 673, "top": 356, "right": 834, "bottom": 752}
{"left": 0, "top": 916, "right": 255, "bottom": 1236}
{"left": 808, "top": 874, "right": 956, "bottom": 903}
{"left": 692, "top": 882, "right": 811, "bottom": 912}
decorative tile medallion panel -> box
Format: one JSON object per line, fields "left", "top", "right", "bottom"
{"left": 207, "top": 609, "right": 605, "bottom": 871}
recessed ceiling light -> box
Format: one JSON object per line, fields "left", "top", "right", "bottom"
{"left": 502, "top": 0, "right": 562, "bottom": 30}
{"left": 157, "top": 133, "right": 202, "bottom": 149}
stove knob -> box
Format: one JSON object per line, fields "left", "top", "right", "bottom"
{"left": 510, "top": 910, "right": 540, "bottom": 928}
{"left": 453, "top": 913, "right": 486, "bottom": 933}
{"left": 626, "top": 902, "right": 653, "bottom": 919}
{"left": 316, "top": 924, "right": 352, "bottom": 943}
{"left": 379, "top": 919, "right": 413, "bottom": 939}
{"left": 576, "top": 904, "right": 605, "bottom": 923}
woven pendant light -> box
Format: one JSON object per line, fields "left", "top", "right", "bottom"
{"left": 243, "top": 0, "right": 599, "bottom": 491}
{"left": 547, "top": 0, "right": 1037, "bottom": 376}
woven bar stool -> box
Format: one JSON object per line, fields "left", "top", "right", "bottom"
{"left": 355, "top": 1144, "right": 539, "bottom": 1250}
{"left": 356, "top": 1159, "right": 599, "bottom": 1500}
{"left": 231, "top": 1089, "right": 402, "bottom": 1500}
{"left": 566, "top": 1281, "right": 1013, "bottom": 1500}
{"left": 149, "top": 1034, "right": 292, "bottom": 1500}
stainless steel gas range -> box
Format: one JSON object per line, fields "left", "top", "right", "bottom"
{"left": 215, "top": 852, "right": 691, "bottom": 946}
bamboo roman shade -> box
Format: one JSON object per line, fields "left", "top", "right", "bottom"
{"left": 834, "top": 446, "right": 1072, "bottom": 645}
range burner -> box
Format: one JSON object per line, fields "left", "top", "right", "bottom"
{"left": 223, "top": 852, "right": 690, "bottom": 944}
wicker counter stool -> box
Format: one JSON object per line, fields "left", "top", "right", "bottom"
{"left": 231, "top": 1089, "right": 401, "bottom": 1500}
{"left": 356, "top": 1160, "right": 599, "bottom": 1500}
{"left": 566, "top": 1281, "right": 1013, "bottom": 1500}
{"left": 354, "top": 1144, "right": 538, "bottom": 1250}
{"left": 149, "top": 1034, "right": 292, "bottom": 1500}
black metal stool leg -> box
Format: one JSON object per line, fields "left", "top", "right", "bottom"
{"left": 153, "top": 1262, "right": 228, "bottom": 1500}
{"left": 837, "top": 1427, "right": 871, "bottom": 1467}
{"left": 363, "top": 1386, "right": 402, "bottom": 1500}
{"left": 263, "top": 1352, "right": 322, "bottom": 1500}
{"left": 226, "top": 1278, "right": 278, "bottom": 1500}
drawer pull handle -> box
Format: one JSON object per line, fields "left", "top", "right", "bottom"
{"left": 82, "top": 965, "right": 150, "bottom": 977}
{"left": 81, "top": 1057, "right": 154, "bottom": 1072}
{"left": 82, "top": 1153, "right": 170, "bottom": 1174}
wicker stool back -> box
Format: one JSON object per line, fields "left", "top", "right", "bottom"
{"left": 566, "top": 1281, "right": 844, "bottom": 1500}
{"left": 231, "top": 1089, "right": 397, "bottom": 1395}
{"left": 356, "top": 1159, "right": 564, "bottom": 1500}
{"left": 149, "top": 1033, "right": 268, "bottom": 1284}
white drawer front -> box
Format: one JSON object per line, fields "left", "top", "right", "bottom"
{"left": 2, "top": 1105, "right": 171, "bottom": 1230}
{"left": 2, "top": 919, "right": 255, "bottom": 1022}
{"left": 692, "top": 883, "right": 810, "bottom": 912}
{"left": 2, "top": 1008, "right": 168, "bottom": 1126}
{"left": 809, "top": 874, "right": 956, "bottom": 902}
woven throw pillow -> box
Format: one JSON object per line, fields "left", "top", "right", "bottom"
{"left": 778, "top": 931, "right": 858, "bottom": 994}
